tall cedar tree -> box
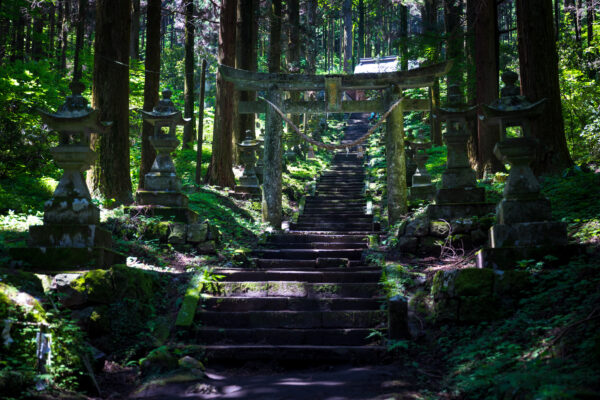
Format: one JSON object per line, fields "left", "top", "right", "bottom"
{"left": 516, "top": 0, "right": 573, "bottom": 174}
{"left": 444, "top": 0, "right": 463, "bottom": 100}
{"left": 139, "top": 0, "right": 161, "bottom": 190}
{"left": 474, "top": 0, "right": 503, "bottom": 175}
{"left": 206, "top": 0, "right": 237, "bottom": 187}
{"left": 182, "top": 0, "right": 195, "bottom": 149}
{"left": 287, "top": 0, "right": 301, "bottom": 143}
{"left": 422, "top": 0, "right": 442, "bottom": 145}
{"left": 90, "top": 0, "right": 132, "bottom": 204}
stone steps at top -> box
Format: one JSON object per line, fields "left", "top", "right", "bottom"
{"left": 192, "top": 116, "right": 385, "bottom": 364}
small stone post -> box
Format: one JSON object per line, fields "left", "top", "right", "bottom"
{"left": 255, "top": 128, "right": 265, "bottom": 184}
{"left": 385, "top": 87, "right": 407, "bottom": 225}
{"left": 263, "top": 89, "right": 283, "bottom": 229}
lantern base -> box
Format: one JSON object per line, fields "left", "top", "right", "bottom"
{"left": 409, "top": 184, "right": 436, "bottom": 202}
{"left": 434, "top": 187, "right": 485, "bottom": 205}
{"left": 126, "top": 205, "right": 198, "bottom": 224}
{"left": 427, "top": 202, "right": 496, "bottom": 221}
{"left": 10, "top": 246, "right": 125, "bottom": 272}
{"left": 136, "top": 190, "right": 189, "bottom": 208}
{"left": 476, "top": 243, "right": 582, "bottom": 271}
{"left": 233, "top": 185, "right": 261, "bottom": 199}
{"left": 489, "top": 221, "right": 568, "bottom": 248}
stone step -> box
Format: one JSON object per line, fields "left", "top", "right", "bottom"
{"left": 197, "top": 310, "right": 386, "bottom": 329}
{"left": 261, "top": 242, "right": 367, "bottom": 249}
{"left": 305, "top": 198, "right": 366, "bottom": 204}
{"left": 210, "top": 281, "right": 380, "bottom": 297}
{"left": 197, "top": 345, "right": 388, "bottom": 364}
{"left": 254, "top": 248, "right": 364, "bottom": 260}
{"left": 194, "top": 328, "right": 384, "bottom": 346}
{"left": 267, "top": 233, "right": 368, "bottom": 244}
{"left": 200, "top": 296, "right": 384, "bottom": 312}
{"left": 218, "top": 270, "right": 380, "bottom": 283}
{"left": 290, "top": 222, "right": 375, "bottom": 231}
{"left": 297, "top": 216, "right": 373, "bottom": 224}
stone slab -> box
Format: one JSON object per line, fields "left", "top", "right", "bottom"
{"left": 9, "top": 247, "right": 126, "bottom": 272}
{"left": 28, "top": 224, "right": 112, "bottom": 248}
{"left": 476, "top": 244, "right": 583, "bottom": 270}
{"left": 489, "top": 221, "right": 568, "bottom": 248}
{"left": 409, "top": 185, "right": 436, "bottom": 202}
{"left": 434, "top": 187, "right": 485, "bottom": 205}
{"left": 426, "top": 202, "right": 495, "bottom": 220}
{"left": 126, "top": 205, "right": 198, "bottom": 224}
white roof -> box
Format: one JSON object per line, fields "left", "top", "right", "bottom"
{"left": 354, "top": 57, "right": 420, "bottom": 74}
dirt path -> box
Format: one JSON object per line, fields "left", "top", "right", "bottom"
{"left": 130, "top": 363, "right": 421, "bottom": 400}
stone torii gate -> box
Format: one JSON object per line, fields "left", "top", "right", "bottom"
{"left": 220, "top": 62, "right": 451, "bottom": 228}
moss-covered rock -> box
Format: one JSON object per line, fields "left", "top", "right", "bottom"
{"left": 430, "top": 220, "right": 450, "bottom": 238}
{"left": 140, "top": 346, "right": 178, "bottom": 377}
{"left": 0, "top": 282, "right": 46, "bottom": 323}
{"left": 70, "top": 269, "right": 112, "bottom": 304}
{"left": 0, "top": 268, "right": 44, "bottom": 298}
{"left": 453, "top": 268, "right": 495, "bottom": 297}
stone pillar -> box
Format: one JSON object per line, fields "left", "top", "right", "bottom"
{"left": 234, "top": 130, "right": 260, "bottom": 198}
{"left": 408, "top": 133, "right": 436, "bottom": 202}
{"left": 255, "top": 129, "right": 265, "bottom": 184}
{"left": 262, "top": 89, "right": 283, "bottom": 228}
{"left": 385, "top": 88, "right": 407, "bottom": 225}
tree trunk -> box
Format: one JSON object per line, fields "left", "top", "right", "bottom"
{"left": 268, "top": 0, "right": 282, "bottom": 73}
{"left": 205, "top": 0, "right": 237, "bottom": 187}
{"left": 138, "top": 0, "right": 161, "bottom": 190}
{"left": 587, "top": 0, "right": 594, "bottom": 45}
{"left": 90, "top": 0, "right": 132, "bottom": 204}
{"left": 287, "top": 0, "right": 301, "bottom": 148}
{"left": 130, "top": 0, "right": 140, "bottom": 60}
{"left": 73, "top": 0, "right": 87, "bottom": 83}
{"left": 555, "top": 0, "right": 560, "bottom": 40}
{"left": 60, "top": 0, "right": 70, "bottom": 70}
{"left": 55, "top": 0, "right": 63, "bottom": 66}
{"left": 399, "top": 4, "right": 408, "bottom": 70}
{"left": 342, "top": 0, "right": 352, "bottom": 73}
{"left": 475, "top": 0, "right": 503, "bottom": 176}
{"left": 182, "top": 0, "right": 195, "bottom": 150}
{"left": 234, "top": 0, "right": 257, "bottom": 161}
{"left": 358, "top": 0, "right": 364, "bottom": 60}
{"left": 14, "top": 9, "right": 25, "bottom": 61}
{"left": 422, "top": 0, "right": 442, "bottom": 145}
{"left": 196, "top": 58, "right": 207, "bottom": 185}
{"left": 516, "top": 0, "right": 573, "bottom": 174}
{"left": 48, "top": 3, "right": 56, "bottom": 56}
{"left": 31, "top": 12, "right": 44, "bottom": 60}
{"left": 306, "top": 0, "right": 318, "bottom": 74}
{"left": 465, "top": 0, "right": 478, "bottom": 171}
{"left": 444, "top": 0, "right": 463, "bottom": 101}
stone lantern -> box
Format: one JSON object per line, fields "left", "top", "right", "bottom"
{"left": 255, "top": 128, "right": 265, "bottom": 184}
{"left": 10, "top": 81, "right": 125, "bottom": 270}
{"left": 134, "top": 89, "right": 197, "bottom": 223}
{"left": 408, "top": 130, "right": 436, "bottom": 202}
{"left": 434, "top": 89, "right": 483, "bottom": 204}
{"left": 234, "top": 130, "right": 260, "bottom": 198}
{"left": 477, "top": 71, "right": 571, "bottom": 269}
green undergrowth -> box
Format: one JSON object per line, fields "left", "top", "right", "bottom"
{"left": 431, "top": 258, "right": 600, "bottom": 399}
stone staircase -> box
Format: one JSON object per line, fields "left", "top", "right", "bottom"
{"left": 196, "top": 115, "right": 386, "bottom": 364}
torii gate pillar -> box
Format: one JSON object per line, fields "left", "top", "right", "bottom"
{"left": 385, "top": 87, "right": 408, "bottom": 225}
{"left": 262, "top": 89, "right": 283, "bottom": 228}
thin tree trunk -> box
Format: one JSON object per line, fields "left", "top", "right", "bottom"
{"left": 48, "top": 3, "right": 56, "bottom": 56}
{"left": 138, "top": 0, "right": 161, "bottom": 190}
{"left": 399, "top": 4, "right": 408, "bottom": 70}
{"left": 268, "top": 0, "right": 282, "bottom": 73}
{"left": 306, "top": 0, "right": 318, "bottom": 74}
{"left": 196, "top": 58, "right": 207, "bottom": 185}
{"left": 73, "top": 0, "right": 87, "bottom": 82}
{"left": 587, "top": 0, "right": 594, "bottom": 45}
{"left": 182, "top": 0, "right": 195, "bottom": 149}
{"left": 130, "top": 0, "right": 140, "bottom": 60}
{"left": 205, "top": 0, "right": 237, "bottom": 187}
{"left": 358, "top": 0, "right": 364, "bottom": 60}
{"left": 90, "top": 0, "right": 132, "bottom": 204}
{"left": 55, "top": 0, "right": 64, "bottom": 66}
{"left": 475, "top": 0, "right": 503, "bottom": 175}
{"left": 444, "top": 0, "right": 463, "bottom": 100}
{"left": 287, "top": 0, "right": 301, "bottom": 146}
{"left": 466, "top": 0, "right": 478, "bottom": 171}
{"left": 31, "top": 12, "right": 44, "bottom": 60}
{"left": 60, "top": 0, "right": 70, "bottom": 70}
{"left": 342, "top": 0, "right": 352, "bottom": 73}
{"left": 555, "top": 0, "right": 560, "bottom": 41}
{"left": 516, "top": 0, "right": 573, "bottom": 174}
